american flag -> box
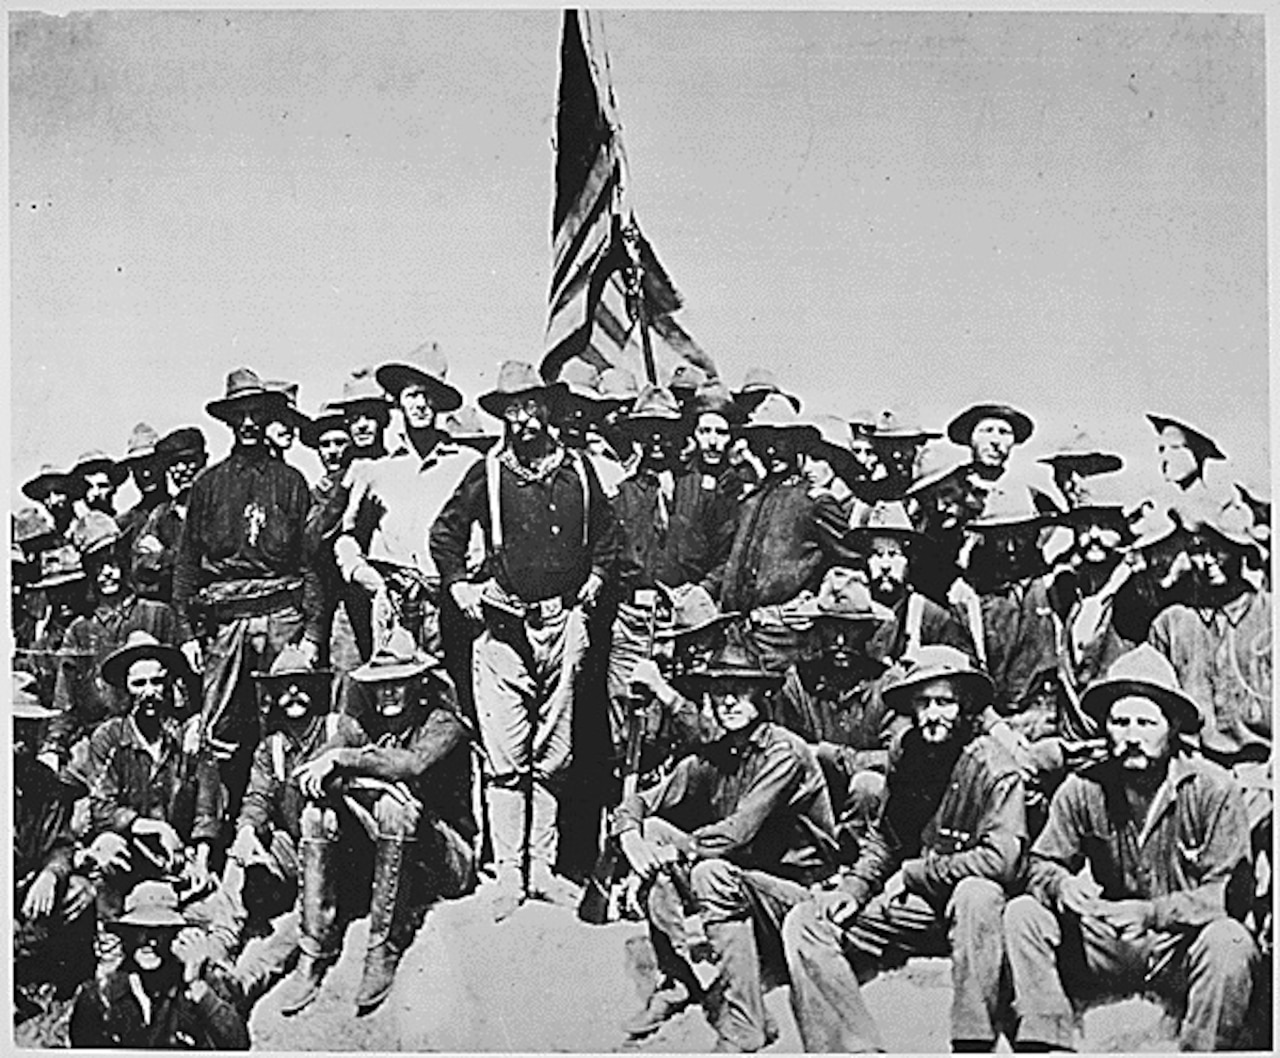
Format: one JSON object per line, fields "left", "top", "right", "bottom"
{"left": 542, "top": 10, "right": 716, "bottom": 385}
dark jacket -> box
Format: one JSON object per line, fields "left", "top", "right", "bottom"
{"left": 16, "top": 756, "right": 77, "bottom": 887}
{"left": 719, "top": 475, "right": 865, "bottom": 612}
{"left": 1028, "top": 753, "right": 1252, "bottom": 930}
{"left": 865, "top": 591, "right": 975, "bottom": 666}
{"left": 132, "top": 499, "right": 187, "bottom": 602}
{"left": 774, "top": 662, "right": 892, "bottom": 769}
{"left": 172, "top": 447, "right": 321, "bottom": 641}
{"left": 431, "top": 444, "right": 619, "bottom": 604}
{"left": 69, "top": 968, "right": 248, "bottom": 1050}
{"left": 837, "top": 728, "right": 1027, "bottom": 911}
{"left": 616, "top": 720, "right": 838, "bottom": 886}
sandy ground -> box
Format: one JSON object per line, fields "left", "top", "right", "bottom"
{"left": 17, "top": 893, "right": 1230, "bottom": 1052}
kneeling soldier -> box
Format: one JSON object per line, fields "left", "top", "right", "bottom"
{"left": 1003, "top": 645, "right": 1257, "bottom": 1052}
{"left": 783, "top": 645, "right": 1027, "bottom": 1052}
{"left": 284, "top": 629, "right": 476, "bottom": 1015}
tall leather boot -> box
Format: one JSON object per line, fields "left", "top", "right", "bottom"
{"left": 354, "top": 835, "right": 419, "bottom": 1015}
{"left": 278, "top": 837, "right": 338, "bottom": 1016}
{"left": 703, "top": 919, "right": 772, "bottom": 1053}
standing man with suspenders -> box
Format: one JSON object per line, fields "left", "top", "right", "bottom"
{"left": 432, "top": 361, "right": 620, "bottom": 921}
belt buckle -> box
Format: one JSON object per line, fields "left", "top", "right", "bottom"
{"left": 633, "top": 588, "right": 658, "bottom": 608}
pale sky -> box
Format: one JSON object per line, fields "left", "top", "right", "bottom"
{"left": 9, "top": 8, "right": 1269, "bottom": 507}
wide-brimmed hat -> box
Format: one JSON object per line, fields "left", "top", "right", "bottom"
{"left": 744, "top": 393, "right": 820, "bottom": 439}
{"left": 849, "top": 500, "right": 938, "bottom": 555}
{"left": 598, "top": 367, "right": 641, "bottom": 408}
{"left": 263, "top": 379, "right": 311, "bottom": 429}
{"left": 655, "top": 584, "right": 741, "bottom": 641}
{"left": 101, "top": 630, "right": 190, "bottom": 690}
{"left": 968, "top": 483, "right": 1058, "bottom": 530}
{"left": 668, "top": 362, "right": 708, "bottom": 394}
{"left": 1080, "top": 644, "right": 1202, "bottom": 733}
{"left": 479, "top": 360, "right": 568, "bottom": 419}
{"left": 31, "top": 544, "right": 86, "bottom": 589}
{"left": 22, "top": 464, "right": 84, "bottom": 503}
{"left": 14, "top": 673, "right": 59, "bottom": 721}
{"left": 122, "top": 422, "right": 162, "bottom": 463}
{"left": 848, "top": 408, "right": 877, "bottom": 436}
{"left": 873, "top": 407, "right": 942, "bottom": 442}
{"left": 1058, "top": 475, "right": 1138, "bottom": 538}
{"left": 1037, "top": 426, "right": 1123, "bottom": 478}
{"left": 806, "top": 414, "right": 860, "bottom": 474}
{"left": 559, "top": 360, "right": 607, "bottom": 402}
{"left": 13, "top": 505, "right": 57, "bottom": 547}
{"left": 375, "top": 341, "right": 464, "bottom": 411}
{"left": 71, "top": 511, "right": 121, "bottom": 557}
{"left": 691, "top": 381, "right": 746, "bottom": 425}
{"left": 441, "top": 405, "right": 500, "bottom": 452}
{"left": 253, "top": 644, "right": 332, "bottom": 706}
{"left": 1146, "top": 414, "right": 1225, "bottom": 463}
{"left": 947, "top": 403, "right": 1035, "bottom": 447}
{"left": 331, "top": 367, "right": 392, "bottom": 412}
{"left": 619, "top": 385, "right": 687, "bottom": 437}
{"left": 71, "top": 449, "right": 128, "bottom": 487}
{"left": 734, "top": 366, "right": 801, "bottom": 414}
{"left": 301, "top": 402, "right": 349, "bottom": 449}
{"left": 109, "top": 881, "right": 187, "bottom": 931}
{"left": 793, "top": 567, "right": 895, "bottom": 625}
{"left": 205, "top": 369, "right": 291, "bottom": 425}
{"left": 881, "top": 645, "right": 993, "bottom": 715}
{"left": 1194, "top": 498, "right": 1262, "bottom": 559}
{"left": 156, "top": 427, "right": 207, "bottom": 462}
{"left": 671, "top": 628, "right": 783, "bottom": 688}
{"left": 350, "top": 627, "right": 434, "bottom": 684}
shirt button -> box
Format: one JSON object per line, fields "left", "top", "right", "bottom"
{"left": 551, "top": 525, "right": 561, "bottom": 535}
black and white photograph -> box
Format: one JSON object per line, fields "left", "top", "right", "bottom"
{"left": 8, "top": 7, "right": 1272, "bottom": 1052}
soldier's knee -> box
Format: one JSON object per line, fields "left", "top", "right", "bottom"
{"left": 375, "top": 795, "right": 420, "bottom": 835}
{"left": 689, "top": 858, "right": 743, "bottom": 909}
{"left": 951, "top": 877, "right": 1005, "bottom": 923}
{"left": 1003, "top": 893, "right": 1056, "bottom": 947}
{"left": 781, "top": 900, "right": 828, "bottom": 959}
{"left": 300, "top": 803, "right": 339, "bottom": 840}
{"left": 1191, "top": 918, "right": 1256, "bottom": 979}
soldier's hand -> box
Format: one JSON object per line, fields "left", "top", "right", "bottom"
{"left": 134, "top": 817, "right": 184, "bottom": 862}
{"left": 173, "top": 928, "right": 212, "bottom": 985}
{"left": 628, "top": 658, "right": 668, "bottom": 696}
{"left": 577, "top": 571, "right": 605, "bottom": 610}
{"left": 1057, "top": 873, "right": 1103, "bottom": 918}
{"left": 881, "top": 870, "right": 909, "bottom": 905}
{"left": 295, "top": 636, "right": 320, "bottom": 668}
{"left": 619, "top": 831, "right": 665, "bottom": 881}
{"left": 450, "top": 581, "right": 485, "bottom": 623}
{"left": 814, "top": 888, "right": 859, "bottom": 928}
{"left": 228, "top": 826, "right": 261, "bottom": 866}
{"left": 22, "top": 869, "right": 59, "bottom": 919}
{"left": 1096, "top": 898, "right": 1153, "bottom": 941}
{"left": 181, "top": 639, "right": 204, "bottom": 676}
{"left": 134, "top": 533, "right": 164, "bottom": 557}
{"left": 293, "top": 752, "right": 339, "bottom": 800}
{"left": 85, "top": 831, "right": 132, "bottom": 874}
{"left": 352, "top": 562, "right": 387, "bottom": 597}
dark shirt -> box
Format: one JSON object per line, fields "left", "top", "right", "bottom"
{"left": 16, "top": 757, "right": 77, "bottom": 886}
{"left": 432, "top": 445, "right": 619, "bottom": 604}
{"left": 719, "top": 475, "right": 865, "bottom": 612}
{"left": 118, "top": 490, "right": 170, "bottom": 567}
{"left": 132, "top": 499, "right": 187, "bottom": 602}
{"left": 172, "top": 447, "right": 321, "bottom": 641}
{"left": 69, "top": 968, "right": 248, "bottom": 1050}
{"left": 612, "top": 468, "right": 733, "bottom": 596}
{"left": 1028, "top": 754, "right": 1251, "bottom": 931}
{"left": 865, "top": 590, "right": 975, "bottom": 666}
{"left": 328, "top": 670, "right": 477, "bottom": 843}
{"left": 88, "top": 715, "right": 219, "bottom": 844}
{"left": 838, "top": 729, "right": 1027, "bottom": 910}
{"left": 774, "top": 662, "right": 891, "bottom": 771}
{"left": 46, "top": 594, "right": 179, "bottom": 759}
{"left": 616, "top": 721, "right": 838, "bottom": 886}
{"left": 980, "top": 576, "right": 1059, "bottom": 715}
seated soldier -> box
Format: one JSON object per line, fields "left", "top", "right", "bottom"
{"left": 1003, "top": 645, "right": 1257, "bottom": 1052}
{"left": 84, "top": 632, "right": 228, "bottom": 957}
{"left": 226, "top": 646, "right": 363, "bottom": 1002}
{"left": 284, "top": 629, "right": 477, "bottom": 1016}
{"left": 616, "top": 632, "right": 838, "bottom": 1052}
{"left": 14, "top": 674, "right": 96, "bottom": 1022}
{"left": 771, "top": 568, "right": 896, "bottom": 856}
{"left": 69, "top": 881, "right": 248, "bottom": 1050}
{"left": 783, "top": 645, "right": 1027, "bottom": 1053}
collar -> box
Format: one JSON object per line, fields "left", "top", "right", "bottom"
{"left": 94, "top": 593, "right": 136, "bottom": 621}
{"left": 1135, "top": 752, "right": 1196, "bottom": 847}
{"left": 499, "top": 442, "right": 566, "bottom": 484}
{"left": 126, "top": 712, "right": 178, "bottom": 755}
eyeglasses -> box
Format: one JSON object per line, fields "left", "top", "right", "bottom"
{"left": 502, "top": 398, "right": 544, "bottom": 423}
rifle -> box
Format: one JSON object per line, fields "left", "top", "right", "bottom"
{"left": 578, "top": 599, "right": 662, "bottom": 924}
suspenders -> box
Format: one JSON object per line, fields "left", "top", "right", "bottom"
{"left": 484, "top": 447, "right": 592, "bottom": 556}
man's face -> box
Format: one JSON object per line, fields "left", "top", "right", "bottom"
{"left": 1074, "top": 520, "right": 1123, "bottom": 567}
{"left": 1157, "top": 426, "right": 1200, "bottom": 487}
{"left": 850, "top": 434, "right": 880, "bottom": 477}
{"left": 346, "top": 405, "right": 385, "bottom": 450}
{"left": 1106, "top": 696, "right": 1173, "bottom": 774}
{"left": 639, "top": 428, "right": 678, "bottom": 471}
{"left": 373, "top": 680, "right": 413, "bottom": 719}
{"left": 90, "top": 553, "right": 123, "bottom": 598}
{"left": 126, "top": 657, "right": 169, "bottom": 718}
{"left": 166, "top": 453, "right": 206, "bottom": 497}
{"left": 503, "top": 395, "right": 551, "bottom": 446}
{"left": 230, "top": 397, "right": 274, "bottom": 449}
{"left": 124, "top": 926, "right": 176, "bottom": 974}
{"left": 694, "top": 413, "right": 731, "bottom": 467}
{"left": 276, "top": 679, "right": 316, "bottom": 721}
{"left": 1053, "top": 466, "right": 1086, "bottom": 509}
{"left": 867, "top": 536, "right": 909, "bottom": 604}
{"left": 317, "top": 428, "right": 352, "bottom": 476}
{"left": 265, "top": 417, "right": 297, "bottom": 453}
{"left": 969, "top": 418, "right": 1016, "bottom": 469}
{"left": 802, "top": 453, "right": 836, "bottom": 492}
{"left": 42, "top": 489, "right": 70, "bottom": 518}
{"left": 815, "top": 620, "right": 866, "bottom": 670}
{"left": 399, "top": 384, "right": 437, "bottom": 431}
{"left": 1187, "top": 535, "right": 1240, "bottom": 590}
{"left": 910, "top": 676, "right": 964, "bottom": 744}
{"left": 704, "top": 684, "right": 761, "bottom": 733}
{"left": 750, "top": 431, "right": 798, "bottom": 477}
{"left": 83, "top": 471, "right": 117, "bottom": 513}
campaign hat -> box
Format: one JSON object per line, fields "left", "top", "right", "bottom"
{"left": 478, "top": 361, "right": 568, "bottom": 419}
{"left": 205, "top": 369, "right": 291, "bottom": 425}
{"left": 101, "top": 630, "right": 190, "bottom": 690}
{"left": 947, "top": 403, "right": 1035, "bottom": 447}
{"left": 881, "top": 645, "right": 993, "bottom": 715}
{"left": 1080, "top": 644, "right": 1202, "bottom": 733}
{"left": 375, "top": 341, "right": 464, "bottom": 411}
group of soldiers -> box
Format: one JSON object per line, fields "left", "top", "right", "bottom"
{"left": 11, "top": 342, "right": 1272, "bottom": 1051}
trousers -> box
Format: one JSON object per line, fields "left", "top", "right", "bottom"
{"left": 1003, "top": 894, "right": 1257, "bottom": 1051}
{"left": 784, "top": 877, "right": 1009, "bottom": 1051}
